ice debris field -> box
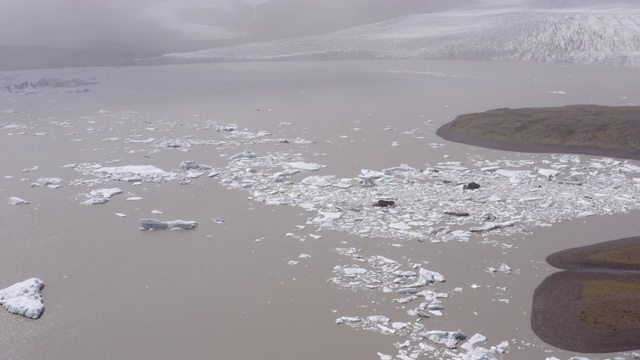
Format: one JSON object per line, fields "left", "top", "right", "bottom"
{"left": 3, "top": 97, "right": 640, "bottom": 359}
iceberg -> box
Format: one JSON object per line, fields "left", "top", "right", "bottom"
{"left": 0, "top": 278, "right": 45, "bottom": 319}
{"left": 8, "top": 197, "right": 29, "bottom": 205}
{"left": 139, "top": 219, "right": 199, "bottom": 230}
{"left": 81, "top": 188, "right": 123, "bottom": 205}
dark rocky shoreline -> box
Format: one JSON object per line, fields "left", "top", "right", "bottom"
{"left": 436, "top": 105, "right": 640, "bottom": 160}
{"left": 532, "top": 237, "right": 640, "bottom": 353}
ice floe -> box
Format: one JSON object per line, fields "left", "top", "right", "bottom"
{"left": 31, "top": 177, "right": 63, "bottom": 188}
{"left": 80, "top": 188, "right": 123, "bottom": 205}
{"left": 0, "top": 278, "right": 45, "bottom": 319}
{"left": 8, "top": 197, "right": 29, "bottom": 205}
{"left": 139, "top": 219, "right": 199, "bottom": 230}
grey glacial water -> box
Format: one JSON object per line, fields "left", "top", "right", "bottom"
{"left": 0, "top": 60, "right": 639, "bottom": 359}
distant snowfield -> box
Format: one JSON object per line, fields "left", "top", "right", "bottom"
{"left": 143, "top": 3, "right": 640, "bottom": 66}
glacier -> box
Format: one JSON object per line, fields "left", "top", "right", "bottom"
{"left": 142, "top": 3, "right": 640, "bottom": 67}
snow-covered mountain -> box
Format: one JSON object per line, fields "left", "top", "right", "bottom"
{"left": 143, "top": 2, "right": 640, "bottom": 66}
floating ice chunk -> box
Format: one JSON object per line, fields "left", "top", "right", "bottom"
{"left": 139, "top": 218, "right": 198, "bottom": 230}
{"left": 397, "top": 288, "right": 418, "bottom": 294}
{"left": 94, "top": 165, "right": 175, "bottom": 182}
{"left": 461, "top": 333, "right": 487, "bottom": 352}
{"left": 230, "top": 149, "right": 257, "bottom": 160}
{"left": 436, "top": 165, "right": 468, "bottom": 171}
{"left": 360, "top": 169, "right": 385, "bottom": 179}
{"left": 404, "top": 268, "right": 445, "bottom": 288}
{"left": 313, "top": 211, "right": 342, "bottom": 225}
{"left": 151, "top": 209, "right": 163, "bottom": 214}
{"left": 31, "top": 177, "right": 63, "bottom": 188}
{"left": 377, "top": 353, "right": 393, "bottom": 360}
{"left": 461, "top": 347, "right": 498, "bottom": 360}
{"left": 390, "top": 222, "right": 411, "bottom": 230}
{"left": 285, "top": 162, "right": 325, "bottom": 171}
{"left": 128, "top": 137, "right": 155, "bottom": 144}
{"left": 21, "top": 165, "right": 39, "bottom": 172}
{"left": 377, "top": 324, "right": 396, "bottom": 334}
{"left": 547, "top": 90, "right": 566, "bottom": 95}
{"left": 8, "top": 197, "right": 29, "bottom": 205}
{"left": 423, "top": 330, "right": 466, "bottom": 349}
{"left": 471, "top": 284, "right": 481, "bottom": 289}
{"left": 556, "top": 176, "right": 584, "bottom": 185}
{"left": 0, "top": 278, "right": 44, "bottom": 319}
{"left": 536, "top": 168, "right": 561, "bottom": 178}
{"left": 127, "top": 197, "right": 142, "bottom": 201}
{"left": 301, "top": 175, "right": 335, "bottom": 187}
{"left": 293, "top": 138, "right": 315, "bottom": 144}
{"left": 395, "top": 270, "right": 417, "bottom": 277}
{"left": 336, "top": 316, "right": 361, "bottom": 324}
{"left": 343, "top": 267, "right": 367, "bottom": 276}
{"left": 288, "top": 261, "right": 299, "bottom": 266}
{"left": 469, "top": 221, "right": 515, "bottom": 233}
{"left": 427, "top": 226, "right": 449, "bottom": 236}
{"left": 81, "top": 188, "right": 123, "bottom": 205}
{"left": 495, "top": 169, "right": 530, "bottom": 178}
{"left": 368, "top": 315, "right": 390, "bottom": 322}
{"left": 498, "top": 263, "right": 511, "bottom": 273}
{"left": 299, "top": 253, "right": 311, "bottom": 259}
{"left": 211, "top": 218, "right": 225, "bottom": 224}
{"left": 180, "top": 161, "right": 211, "bottom": 171}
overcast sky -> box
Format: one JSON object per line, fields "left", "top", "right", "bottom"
{"left": 0, "top": 0, "right": 170, "bottom": 47}
{"left": 0, "top": 0, "right": 483, "bottom": 48}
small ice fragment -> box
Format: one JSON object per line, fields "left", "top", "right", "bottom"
{"left": 471, "top": 284, "right": 481, "bottom": 289}
{"left": 498, "top": 263, "right": 511, "bottom": 273}
{"left": 469, "top": 221, "right": 515, "bottom": 233}
{"left": 151, "top": 210, "right": 163, "bottom": 214}
{"left": 81, "top": 188, "right": 123, "bottom": 205}
{"left": 139, "top": 219, "right": 198, "bottom": 230}
{"left": 0, "top": 278, "right": 45, "bottom": 319}
{"left": 211, "top": 218, "right": 225, "bottom": 224}
{"left": 8, "top": 197, "right": 29, "bottom": 205}
{"left": 397, "top": 288, "right": 418, "bottom": 294}
{"left": 115, "top": 213, "right": 126, "bottom": 217}
{"left": 32, "top": 177, "right": 63, "bottom": 188}
{"left": 298, "top": 254, "right": 311, "bottom": 259}
{"left": 461, "top": 333, "right": 487, "bottom": 351}
{"left": 423, "top": 330, "right": 466, "bottom": 349}
{"left": 389, "top": 222, "right": 411, "bottom": 230}
{"left": 336, "top": 316, "right": 361, "bottom": 324}
{"left": 230, "top": 149, "right": 257, "bottom": 160}
{"left": 368, "top": 315, "right": 390, "bottom": 322}
{"left": 288, "top": 261, "right": 299, "bottom": 266}
{"left": 285, "top": 162, "right": 325, "bottom": 171}
{"left": 21, "top": 165, "right": 39, "bottom": 172}
{"left": 126, "top": 197, "right": 143, "bottom": 201}
{"left": 343, "top": 267, "right": 367, "bottom": 276}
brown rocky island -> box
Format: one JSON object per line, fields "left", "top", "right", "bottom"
{"left": 532, "top": 237, "right": 640, "bottom": 353}
{"left": 436, "top": 105, "right": 640, "bottom": 160}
